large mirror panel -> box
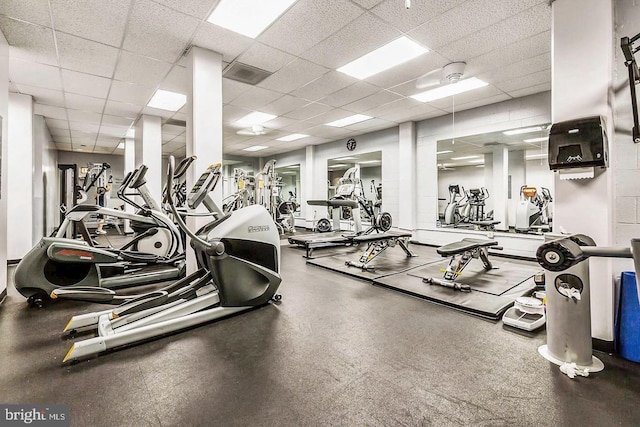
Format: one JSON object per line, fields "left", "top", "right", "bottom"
{"left": 274, "top": 164, "right": 301, "bottom": 216}
{"left": 436, "top": 124, "right": 553, "bottom": 234}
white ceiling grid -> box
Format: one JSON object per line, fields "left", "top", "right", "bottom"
{"left": 0, "top": 0, "right": 552, "bottom": 157}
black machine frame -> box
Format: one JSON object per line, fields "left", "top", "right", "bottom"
{"left": 621, "top": 33, "right": 640, "bottom": 144}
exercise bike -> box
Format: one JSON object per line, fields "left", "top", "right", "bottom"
{"left": 15, "top": 165, "right": 188, "bottom": 307}
{"left": 59, "top": 158, "right": 282, "bottom": 362}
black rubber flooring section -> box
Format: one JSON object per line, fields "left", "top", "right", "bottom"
{"left": 374, "top": 259, "right": 541, "bottom": 320}
{"left": 2, "top": 246, "right": 640, "bottom": 426}
{"left": 307, "top": 243, "right": 437, "bottom": 280}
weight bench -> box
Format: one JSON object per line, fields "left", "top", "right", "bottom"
{"left": 345, "top": 231, "right": 416, "bottom": 272}
{"left": 470, "top": 220, "right": 501, "bottom": 232}
{"left": 422, "top": 238, "right": 502, "bottom": 292}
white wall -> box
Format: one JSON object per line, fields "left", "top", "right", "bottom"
{"left": 0, "top": 32, "right": 9, "bottom": 296}
{"left": 33, "top": 115, "right": 57, "bottom": 239}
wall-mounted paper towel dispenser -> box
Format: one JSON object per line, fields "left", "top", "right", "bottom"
{"left": 548, "top": 116, "right": 608, "bottom": 170}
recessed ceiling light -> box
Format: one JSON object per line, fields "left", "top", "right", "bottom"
{"left": 411, "top": 77, "right": 488, "bottom": 102}
{"left": 207, "top": 0, "right": 298, "bottom": 38}
{"left": 235, "top": 111, "right": 277, "bottom": 127}
{"left": 117, "top": 142, "right": 124, "bottom": 149}
{"left": 437, "top": 150, "right": 453, "bottom": 155}
{"left": 337, "top": 36, "right": 428, "bottom": 80}
{"left": 503, "top": 126, "right": 545, "bottom": 136}
{"left": 147, "top": 89, "right": 187, "bottom": 111}
{"left": 329, "top": 163, "right": 349, "bottom": 168}
{"left": 526, "top": 153, "right": 548, "bottom": 159}
{"left": 451, "top": 155, "right": 480, "bottom": 160}
{"left": 243, "top": 145, "right": 268, "bottom": 152}
{"left": 325, "top": 114, "right": 372, "bottom": 127}
{"left": 333, "top": 156, "right": 357, "bottom": 161}
{"left": 359, "top": 160, "right": 380, "bottom": 164}
{"left": 277, "top": 133, "right": 308, "bottom": 142}
{"left": 475, "top": 165, "right": 485, "bottom": 168}
{"left": 280, "top": 171, "right": 296, "bottom": 175}
{"left": 523, "top": 136, "right": 549, "bottom": 143}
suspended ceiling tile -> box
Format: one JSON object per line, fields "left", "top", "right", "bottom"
{"left": 387, "top": 79, "right": 422, "bottom": 97}
{"left": 67, "top": 109, "right": 102, "bottom": 124}
{"left": 56, "top": 32, "right": 119, "bottom": 78}
{"left": 162, "top": 140, "right": 184, "bottom": 152}
{"left": 141, "top": 106, "right": 175, "bottom": 119}
{"left": 365, "top": 51, "right": 450, "bottom": 89}
{"left": 469, "top": 31, "right": 550, "bottom": 73}
{"left": 407, "top": 0, "right": 544, "bottom": 50}
{"left": 65, "top": 93, "right": 106, "bottom": 113}
{"left": 55, "top": 143, "right": 73, "bottom": 151}
{"left": 436, "top": 3, "right": 551, "bottom": 61}
{"left": 162, "top": 124, "right": 185, "bottom": 136}
{"left": 191, "top": 22, "right": 253, "bottom": 63}
{"left": 381, "top": 103, "right": 442, "bottom": 123}
{"left": 473, "top": 52, "right": 550, "bottom": 84}
{"left": 54, "top": 136, "right": 71, "bottom": 143}
{"left": 262, "top": 116, "right": 297, "bottom": 130}
{"left": 0, "top": 17, "right": 57, "bottom": 65}
{"left": 61, "top": 69, "right": 111, "bottom": 99}
{"left": 301, "top": 13, "right": 401, "bottom": 70}
{"left": 70, "top": 130, "right": 97, "bottom": 139}
{"left": 45, "top": 117, "right": 69, "bottom": 130}
{"left": 507, "top": 82, "right": 551, "bottom": 99}
{"left": 109, "top": 80, "right": 155, "bottom": 105}
{"left": 260, "top": 95, "right": 309, "bottom": 117}
{"left": 114, "top": 51, "right": 173, "bottom": 88}
{"left": 95, "top": 137, "right": 121, "bottom": 147}
{"left": 104, "top": 100, "right": 143, "bottom": 117}
{"left": 440, "top": 93, "right": 512, "bottom": 114}
{"left": 290, "top": 71, "right": 357, "bottom": 103}
{"left": 281, "top": 120, "right": 317, "bottom": 133}
{"left": 0, "top": 0, "right": 52, "bottom": 27}
{"left": 341, "top": 90, "right": 402, "bottom": 113}
{"left": 258, "top": 58, "right": 329, "bottom": 94}
{"left": 171, "top": 111, "right": 187, "bottom": 122}
{"left": 123, "top": 0, "right": 200, "bottom": 63}
{"left": 170, "top": 133, "right": 186, "bottom": 143}
{"left": 69, "top": 121, "right": 100, "bottom": 133}
{"left": 229, "top": 86, "right": 285, "bottom": 110}
{"left": 99, "top": 124, "right": 129, "bottom": 137}
{"left": 305, "top": 108, "right": 362, "bottom": 125}
{"left": 49, "top": 127, "right": 70, "bottom": 137}
{"left": 426, "top": 85, "right": 505, "bottom": 110}
{"left": 282, "top": 102, "right": 332, "bottom": 121}
{"left": 51, "top": 0, "right": 130, "bottom": 47}
{"left": 305, "top": 125, "right": 356, "bottom": 139}
{"left": 319, "top": 81, "right": 380, "bottom": 108}
{"left": 494, "top": 70, "right": 550, "bottom": 93}
{"left": 365, "top": 97, "right": 422, "bottom": 117}
{"left": 351, "top": 0, "right": 385, "bottom": 9}
{"left": 9, "top": 59, "right": 61, "bottom": 90}
{"left": 222, "top": 78, "right": 252, "bottom": 103}
{"left": 370, "top": 0, "right": 467, "bottom": 33}
{"left": 160, "top": 65, "right": 188, "bottom": 94}
{"left": 101, "top": 114, "right": 134, "bottom": 127}
{"left": 15, "top": 84, "right": 64, "bottom": 107}
{"left": 236, "top": 42, "right": 295, "bottom": 74}
{"left": 258, "top": 0, "right": 364, "bottom": 56}
{"left": 223, "top": 104, "right": 253, "bottom": 124}
{"left": 151, "top": 0, "right": 216, "bottom": 19}
{"left": 34, "top": 103, "right": 67, "bottom": 120}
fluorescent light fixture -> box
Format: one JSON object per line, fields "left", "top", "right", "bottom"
{"left": 526, "top": 153, "right": 548, "bottom": 160}
{"left": 329, "top": 163, "right": 349, "bottom": 168}
{"left": 475, "top": 165, "right": 485, "bottom": 168}
{"left": 359, "top": 160, "right": 381, "bottom": 164}
{"left": 207, "top": 0, "right": 298, "bottom": 38}
{"left": 437, "top": 150, "right": 453, "bottom": 155}
{"left": 334, "top": 156, "right": 357, "bottom": 161}
{"left": 277, "top": 133, "right": 308, "bottom": 142}
{"left": 280, "top": 171, "right": 296, "bottom": 175}
{"left": 337, "top": 36, "right": 428, "bottom": 80}
{"left": 325, "top": 114, "right": 372, "bottom": 127}
{"left": 503, "top": 126, "right": 545, "bottom": 136}
{"left": 451, "top": 155, "right": 480, "bottom": 160}
{"left": 117, "top": 142, "right": 124, "bottom": 149}
{"left": 524, "top": 137, "right": 549, "bottom": 143}
{"left": 235, "top": 111, "right": 277, "bottom": 127}
{"left": 243, "top": 145, "right": 268, "bottom": 152}
{"left": 411, "top": 77, "right": 488, "bottom": 102}
{"left": 287, "top": 165, "right": 300, "bottom": 169}
{"left": 147, "top": 89, "right": 187, "bottom": 111}
{"left": 469, "top": 159, "right": 484, "bottom": 164}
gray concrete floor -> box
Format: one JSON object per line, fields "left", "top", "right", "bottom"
{"left": 1, "top": 242, "right": 639, "bottom": 426}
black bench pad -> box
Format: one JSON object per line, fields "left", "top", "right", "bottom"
{"left": 437, "top": 238, "right": 498, "bottom": 256}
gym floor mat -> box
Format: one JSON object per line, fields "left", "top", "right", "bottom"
{"left": 373, "top": 259, "right": 541, "bottom": 320}
{"left": 306, "top": 244, "right": 439, "bottom": 281}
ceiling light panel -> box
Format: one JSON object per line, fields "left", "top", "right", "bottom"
{"left": 207, "top": 0, "right": 299, "bottom": 39}
{"left": 235, "top": 111, "right": 278, "bottom": 127}
{"left": 277, "top": 133, "right": 308, "bottom": 141}
{"left": 437, "top": 150, "right": 453, "bottom": 155}
{"left": 451, "top": 155, "right": 480, "bottom": 160}
{"left": 411, "top": 78, "right": 488, "bottom": 103}
{"left": 325, "top": 114, "right": 372, "bottom": 127}
{"left": 243, "top": 145, "right": 268, "bottom": 152}
{"left": 523, "top": 136, "right": 549, "bottom": 143}
{"left": 337, "top": 36, "right": 428, "bottom": 80}
{"left": 147, "top": 89, "right": 187, "bottom": 111}
{"left": 503, "top": 126, "right": 545, "bottom": 136}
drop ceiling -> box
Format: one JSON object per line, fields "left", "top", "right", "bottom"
{"left": 0, "top": 0, "right": 552, "bottom": 159}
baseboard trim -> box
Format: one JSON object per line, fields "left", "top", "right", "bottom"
{"left": 593, "top": 338, "right": 615, "bottom": 354}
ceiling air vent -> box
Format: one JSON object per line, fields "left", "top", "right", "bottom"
{"left": 223, "top": 62, "right": 273, "bottom": 85}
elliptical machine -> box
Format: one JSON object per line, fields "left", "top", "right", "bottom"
{"left": 515, "top": 186, "right": 553, "bottom": 233}
{"left": 59, "top": 158, "right": 282, "bottom": 362}
{"left": 443, "top": 185, "right": 469, "bottom": 226}
{"left": 467, "top": 187, "right": 491, "bottom": 221}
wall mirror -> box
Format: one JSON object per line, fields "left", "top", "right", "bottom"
{"left": 436, "top": 124, "right": 553, "bottom": 234}
{"left": 275, "top": 164, "right": 301, "bottom": 216}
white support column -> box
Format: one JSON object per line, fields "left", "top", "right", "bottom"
{"left": 0, "top": 33, "right": 9, "bottom": 298}
{"left": 123, "top": 138, "right": 135, "bottom": 233}
{"left": 551, "top": 0, "right": 615, "bottom": 342}
{"left": 7, "top": 93, "right": 33, "bottom": 260}
{"left": 304, "top": 145, "right": 315, "bottom": 229}
{"left": 398, "top": 122, "right": 416, "bottom": 232}
{"left": 491, "top": 146, "right": 509, "bottom": 231}
{"left": 134, "top": 115, "right": 162, "bottom": 204}
{"left": 185, "top": 46, "right": 223, "bottom": 272}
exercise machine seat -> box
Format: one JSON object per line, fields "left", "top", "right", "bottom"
{"left": 437, "top": 238, "right": 498, "bottom": 256}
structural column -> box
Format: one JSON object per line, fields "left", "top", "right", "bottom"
{"left": 134, "top": 115, "right": 163, "bottom": 203}
{"left": 304, "top": 145, "right": 315, "bottom": 228}
{"left": 491, "top": 146, "right": 508, "bottom": 231}
{"left": 7, "top": 93, "right": 33, "bottom": 260}
{"left": 551, "top": 0, "right": 614, "bottom": 342}
{"left": 0, "top": 33, "right": 9, "bottom": 298}
{"left": 185, "top": 47, "right": 223, "bottom": 272}
{"left": 123, "top": 137, "right": 135, "bottom": 233}
{"left": 398, "top": 121, "right": 416, "bottom": 232}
